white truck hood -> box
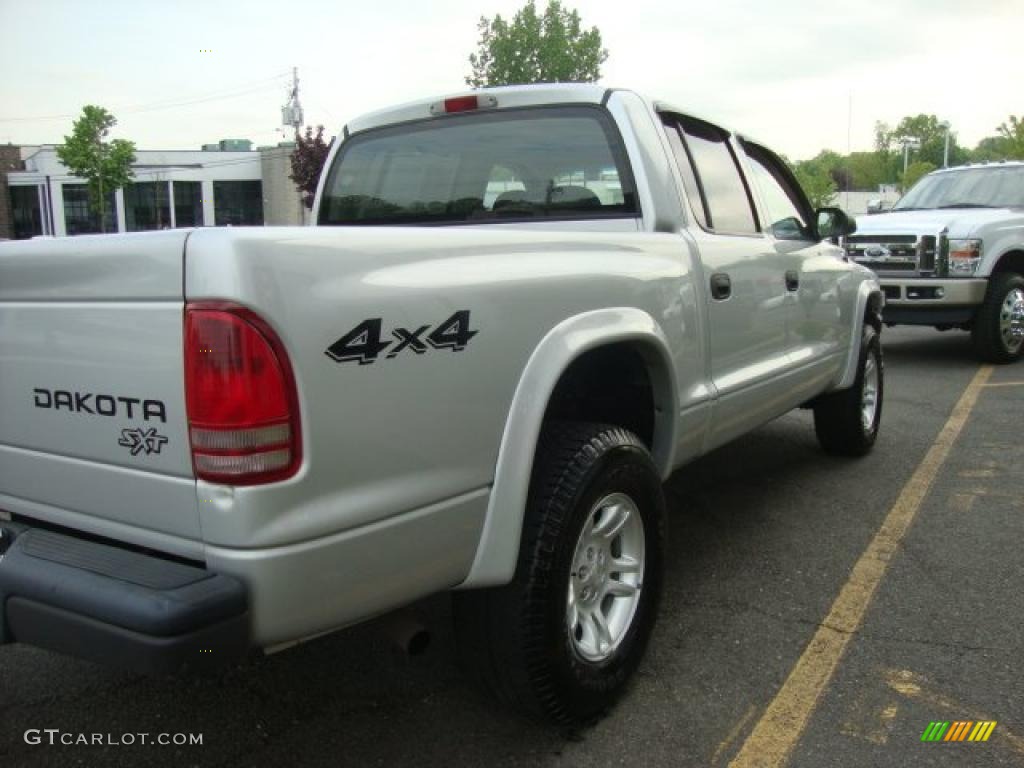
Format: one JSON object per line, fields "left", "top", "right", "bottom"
{"left": 854, "top": 208, "right": 1018, "bottom": 239}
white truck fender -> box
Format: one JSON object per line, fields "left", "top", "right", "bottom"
{"left": 459, "top": 307, "right": 678, "bottom": 589}
{"left": 835, "top": 279, "right": 885, "bottom": 391}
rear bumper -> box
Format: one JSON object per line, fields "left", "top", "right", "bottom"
{"left": 878, "top": 278, "right": 986, "bottom": 326}
{"left": 0, "top": 523, "right": 249, "bottom": 673}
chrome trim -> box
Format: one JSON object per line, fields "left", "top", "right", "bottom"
{"left": 875, "top": 278, "right": 987, "bottom": 306}
{"left": 936, "top": 228, "right": 950, "bottom": 277}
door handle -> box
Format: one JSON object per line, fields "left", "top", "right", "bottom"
{"left": 785, "top": 270, "right": 800, "bottom": 292}
{"left": 710, "top": 273, "right": 732, "bottom": 300}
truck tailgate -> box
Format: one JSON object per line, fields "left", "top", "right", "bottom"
{"left": 0, "top": 231, "right": 200, "bottom": 543}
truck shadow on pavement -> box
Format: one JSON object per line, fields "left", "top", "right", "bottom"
{"left": 880, "top": 327, "right": 979, "bottom": 368}
{"left": 1, "top": 411, "right": 868, "bottom": 768}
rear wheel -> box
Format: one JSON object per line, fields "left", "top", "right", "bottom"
{"left": 453, "top": 422, "right": 665, "bottom": 726}
{"left": 814, "top": 324, "right": 883, "bottom": 457}
{"left": 971, "top": 272, "right": 1024, "bottom": 363}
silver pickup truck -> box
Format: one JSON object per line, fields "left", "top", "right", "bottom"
{"left": 0, "top": 84, "right": 883, "bottom": 725}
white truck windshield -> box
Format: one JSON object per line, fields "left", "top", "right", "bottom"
{"left": 894, "top": 166, "right": 1024, "bottom": 211}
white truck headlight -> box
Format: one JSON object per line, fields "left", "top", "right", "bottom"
{"left": 948, "top": 239, "right": 982, "bottom": 275}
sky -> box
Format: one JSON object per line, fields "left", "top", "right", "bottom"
{"left": 0, "top": 0, "right": 1021, "bottom": 161}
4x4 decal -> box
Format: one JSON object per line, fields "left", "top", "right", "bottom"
{"left": 326, "top": 310, "right": 478, "bottom": 365}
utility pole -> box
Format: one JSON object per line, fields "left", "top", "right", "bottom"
{"left": 940, "top": 121, "right": 951, "bottom": 168}
{"left": 281, "top": 67, "right": 304, "bottom": 134}
{"left": 281, "top": 67, "right": 307, "bottom": 224}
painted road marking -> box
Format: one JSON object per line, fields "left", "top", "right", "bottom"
{"left": 712, "top": 704, "right": 759, "bottom": 765}
{"left": 729, "top": 365, "right": 993, "bottom": 768}
{"left": 982, "top": 380, "right": 1024, "bottom": 388}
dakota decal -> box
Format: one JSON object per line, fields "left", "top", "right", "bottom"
{"left": 33, "top": 388, "right": 167, "bottom": 423}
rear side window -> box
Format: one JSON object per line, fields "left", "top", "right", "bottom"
{"left": 319, "top": 106, "right": 639, "bottom": 225}
{"left": 678, "top": 117, "right": 758, "bottom": 235}
{"left": 662, "top": 119, "right": 708, "bottom": 229}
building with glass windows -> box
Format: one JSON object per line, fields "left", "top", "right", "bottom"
{"left": 4, "top": 143, "right": 266, "bottom": 238}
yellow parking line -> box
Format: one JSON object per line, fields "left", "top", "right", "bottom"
{"left": 729, "top": 365, "right": 993, "bottom": 768}
{"left": 982, "top": 380, "right": 1024, "bottom": 388}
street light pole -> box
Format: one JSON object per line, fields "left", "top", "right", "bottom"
{"left": 897, "top": 136, "right": 922, "bottom": 177}
{"left": 96, "top": 134, "right": 105, "bottom": 234}
{"left": 940, "top": 121, "right": 951, "bottom": 168}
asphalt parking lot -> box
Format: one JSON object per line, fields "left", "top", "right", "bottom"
{"left": 1, "top": 325, "right": 1021, "bottom": 768}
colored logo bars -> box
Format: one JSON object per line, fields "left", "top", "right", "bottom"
{"left": 921, "top": 721, "right": 997, "bottom": 742}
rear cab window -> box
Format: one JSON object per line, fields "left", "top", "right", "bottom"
{"left": 318, "top": 106, "right": 640, "bottom": 226}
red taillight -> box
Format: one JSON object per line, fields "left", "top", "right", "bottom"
{"left": 428, "top": 94, "right": 498, "bottom": 116}
{"left": 184, "top": 302, "right": 301, "bottom": 484}
{"left": 444, "top": 95, "right": 481, "bottom": 113}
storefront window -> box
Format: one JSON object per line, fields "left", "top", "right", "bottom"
{"left": 62, "top": 184, "right": 117, "bottom": 235}
{"left": 213, "top": 181, "right": 263, "bottom": 226}
{"left": 124, "top": 181, "right": 171, "bottom": 231}
{"left": 173, "top": 181, "right": 203, "bottom": 227}
{"left": 11, "top": 185, "right": 43, "bottom": 239}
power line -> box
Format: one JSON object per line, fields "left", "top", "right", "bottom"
{"left": 117, "top": 72, "right": 290, "bottom": 112}
{"left": 0, "top": 72, "right": 291, "bottom": 123}
{"left": 41, "top": 154, "right": 268, "bottom": 182}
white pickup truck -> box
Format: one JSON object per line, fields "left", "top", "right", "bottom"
{"left": 0, "top": 84, "right": 884, "bottom": 725}
{"left": 849, "top": 162, "right": 1024, "bottom": 362}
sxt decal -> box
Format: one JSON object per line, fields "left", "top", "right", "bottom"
{"left": 326, "top": 310, "right": 478, "bottom": 365}
{"left": 118, "top": 427, "right": 169, "bottom": 456}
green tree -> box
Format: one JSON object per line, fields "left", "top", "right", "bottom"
{"left": 56, "top": 105, "right": 135, "bottom": 233}
{"left": 289, "top": 125, "right": 334, "bottom": 210}
{"left": 874, "top": 121, "right": 893, "bottom": 156}
{"left": 846, "top": 151, "right": 889, "bottom": 191}
{"left": 882, "top": 114, "right": 968, "bottom": 169}
{"left": 902, "top": 160, "right": 937, "bottom": 192}
{"left": 971, "top": 135, "right": 1010, "bottom": 162}
{"left": 466, "top": 0, "right": 608, "bottom": 88}
{"left": 996, "top": 115, "right": 1024, "bottom": 159}
{"left": 792, "top": 159, "right": 837, "bottom": 209}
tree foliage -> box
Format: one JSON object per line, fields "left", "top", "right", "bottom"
{"left": 845, "top": 151, "right": 890, "bottom": 191}
{"left": 878, "top": 114, "right": 968, "bottom": 169}
{"left": 971, "top": 135, "right": 1010, "bottom": 163}
{"left": 792, "top": 112, "right": 1023, "bottom": 198}
{"left": 56, "top": 105, "right": 135, "bottom": 232}
{"left": 466, "top": 0, "right": 607, "bottom": 88}
{"left": 289, "top": 125, "right": 333, "bottom": 210}
{"left": 996, "top": 115, "right": 1024, "bottom": 159}
{"left": 792, "top": 156, "right": 837, "bottom": 209}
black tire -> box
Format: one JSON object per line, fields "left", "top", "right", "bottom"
{"left": 453, "top": 422, "right": 665, "bottom": 726}
{"left": 971, "top": 272, "right": 1024, "bottom": 363}
{"left": 814, "top": 324, "right": 883, "bottom": 457}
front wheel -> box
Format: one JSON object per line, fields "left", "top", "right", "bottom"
{"left": 814, "top": 324, "right": 883, "bottom": 456}
{"left": 971, "top": 272, "right": 1024, "bottom": 363}
{"left": 453, "top": 423, "right": 665, "bottom": 726}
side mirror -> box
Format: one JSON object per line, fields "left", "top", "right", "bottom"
{"left": 816, "top": 207, "right": 856, "bottom": 240}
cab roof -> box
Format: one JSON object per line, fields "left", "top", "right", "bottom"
{"left": 345, "top": 83, "right": 612, "bottom": 136}
{"left": 932, "top": 160, "right": 1024, "bottom": 174}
